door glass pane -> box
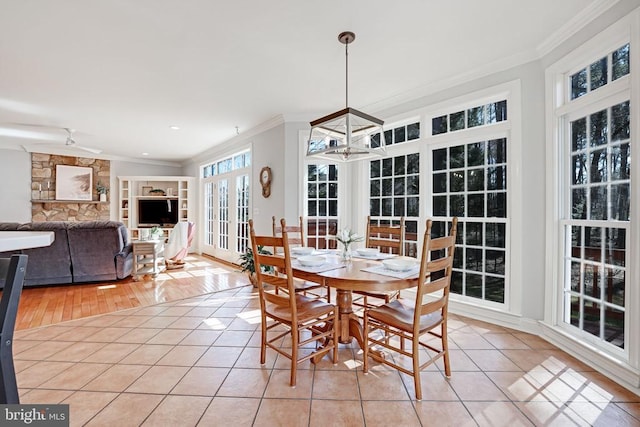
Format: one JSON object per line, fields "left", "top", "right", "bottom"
{"left": 218, "top": 180, "right": 229, "bottom": 250}
{"left": 306, "top": 163, "right": 339, "bottom": 249}
{"left": 236, "top": 175, "right": 250, "bottom": 253}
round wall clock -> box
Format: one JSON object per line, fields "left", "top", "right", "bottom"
{"left": 259, "top": 166, "right": 272, "bottom": 198}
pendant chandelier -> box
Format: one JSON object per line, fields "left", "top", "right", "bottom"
{"left": 307, "top": 31, "right": 386, "bottom": 162}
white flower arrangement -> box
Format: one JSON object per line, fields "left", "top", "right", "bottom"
{"left": 334, "top": 228, "right": 364, "bottom": 247}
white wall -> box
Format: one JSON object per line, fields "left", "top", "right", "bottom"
{"left": 249, "top": 125, "right": 286, "bottom": 235}
{"left": 0, "top": 149, "right": 32, "bottom": 222}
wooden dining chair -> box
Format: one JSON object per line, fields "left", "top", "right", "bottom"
{"left": 363, "top": 217, "right": 458, "bottom": 400}
{"left": 0, "top": 254, "right": 29, "bottom": 403}
{"left": 272, "top": 215, "right": 305, "bottom": 247}
{"left": 250, "top": 218, "right": 338, "bottom": 387}
{"left": 272, "top": 215, "right": 330, "bottom": 302}
{"left": 353, "top": 216, "right": 406, "bottom": 308}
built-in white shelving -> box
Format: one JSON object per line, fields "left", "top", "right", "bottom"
{"left": 118, "top": 176, "right": 194, "bottom": 240}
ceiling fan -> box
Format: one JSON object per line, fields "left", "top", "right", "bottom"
{"left": 0, "top": 123, "right": 103, "bottom": 154}
{"left": 61, "top": 128, "right": 102, "bottom": 154}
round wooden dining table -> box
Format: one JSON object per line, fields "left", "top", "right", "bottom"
{"left": 294, "top": 258, "right": 419, "bottom": 348}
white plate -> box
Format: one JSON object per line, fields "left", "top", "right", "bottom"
{"left": 297, "top": 255, "right": 325, "bottom": 267}
{"left": 382, "top": 256, "right": 419, "bottom": 272}
{"left": 291, "top": 246, "right": 314, "bottom": 256}
{"left": 356, "top": 248, "right": 379, "bottom": 257}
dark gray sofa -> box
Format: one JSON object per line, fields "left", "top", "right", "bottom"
{"left": 0, "top": 221, "right": 133, "bottom": 287}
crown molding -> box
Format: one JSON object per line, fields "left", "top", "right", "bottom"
{"left": 189, "top": 115, "right": 285, "bottom": 163}
{"left": 362, "top": 48, "right": 538, "bottom": 115}
{"left": 14, "top": 144, "right": 183, "bottom": 168}
{"left": 536, "top": 0, "right": 621, "bottom": 57}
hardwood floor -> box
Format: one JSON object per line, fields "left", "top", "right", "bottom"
{"left": 12, "top": 254, "right": 250, "bottom": 330}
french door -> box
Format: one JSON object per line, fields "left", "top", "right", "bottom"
{"left": 202, "top": 172, "right": 250, "bottom": 263}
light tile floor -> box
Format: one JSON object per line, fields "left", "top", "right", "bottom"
{"left": 14, "top": 283, "right": 640, "bottom": 426}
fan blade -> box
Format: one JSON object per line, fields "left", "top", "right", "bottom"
{"left": 76, "top": 145, "right": 103, "bottom": 154}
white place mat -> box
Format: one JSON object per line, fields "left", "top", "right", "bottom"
{"left": 352, "top": 252, "right": 396, "bottom": 261}
{"left": 291, "top": 260, "right": 345, "bottom": 273}
{"left": 290, "top": 249, "right": 333, "bottom": 259}
{"left": 361, "top": 264, "right": 420, "bottom": 279}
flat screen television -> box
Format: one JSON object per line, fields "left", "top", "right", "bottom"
{"left": 138, "top": 198, "right": 178, "bottom": 227}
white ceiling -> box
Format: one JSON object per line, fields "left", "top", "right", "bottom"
{"left": 0, "top": 0, "right": 605, "bottom": 162}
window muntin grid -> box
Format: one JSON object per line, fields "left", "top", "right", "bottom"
{"left": 570, "top": 44, "right": 630, "bottom": 101}
{"left": 369, "top": 153, "right": 420, "bottom": 257}
{"left": 236, "top": 175, "right": 250, "bottom": 254}
{"left": 564, "top": 100, "right": 630, "bottom": 349}
{"left": 204, "top": 182, "right": 215, "bottom": 246}
{"left": 432, "top": 100, "right": 507, "bottom": 136}
{"left": 306, "top": 164, "right": 339, "bottom": 249}
{"left": 432, "top": 139, "right": 508, "bottom": 304}
{"left": 202, "top": 151, "right": 251, "bottom": 178}
{"left": 218, "top": 179, "right": 229, "bottom": 250}
{"left": 371, "top": 121, "right": 420, "bottom": 148}
{"left": 570, "top": 102, "right": 630, "bottom": 221}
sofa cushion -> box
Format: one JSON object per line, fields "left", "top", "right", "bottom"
{"left": 66, "top": 221, "right": 129, "bottom": 282}
{"left": 17, "top": 221, "right": 73, "bottom": 286}
{"left": 0, "top": 222, "right": 21, "bottom": 231}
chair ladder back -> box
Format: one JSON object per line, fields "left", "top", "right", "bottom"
{"left": 366, "top": 216, "right": 405, "bottom": 255}
{"left": 272, "top": 216, "right": 305, "bottom": 247}
{"left": 415, "top": 218, "right": 457, "bottom": 322}
{"left": 250, "top": 219, "right": 297, "bottom": 313}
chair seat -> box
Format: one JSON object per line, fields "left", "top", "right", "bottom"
{"left": 266, "top": 294, "right": 335, "bottom": 323}
{"left": 368, "top": 298, "right": 443, "bottom": 334}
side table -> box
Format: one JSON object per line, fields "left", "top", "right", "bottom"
{"left": 132, "top": 239, "right": 165, "bottom": 280}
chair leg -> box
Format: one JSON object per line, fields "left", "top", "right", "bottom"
{"left": 290, "top": 325, "right": 298, "bottom": 387}
{"left": 332, "top": 311, "right": 338, "bottom": 364}
{"left": 384, "top": 295, "right": 391, "bottom": 345}
{"left": 412, "top": 337, "right": 422, "bottom": 400}
{"left": 362, "top": 311, "right": 369, "bottom": 373}
{"left": 442, "top": 323, "right": 451, "bottom": 377}
{"left": 260, "top": 315, "right": 267, "bottom": 364}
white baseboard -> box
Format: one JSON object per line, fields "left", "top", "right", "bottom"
{"left": 445, "top": 298, "right": 640, "bottom": 396}
{"left": 539, "top": 322, "right": 640, "bottom": 395}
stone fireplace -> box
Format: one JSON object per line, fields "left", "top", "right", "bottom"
{"left": 31, "top": 153, "right": 110, "bottom": 222}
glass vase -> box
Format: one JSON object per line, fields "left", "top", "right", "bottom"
{"left": 341, "top": 243, "right": 352, "bottom": 262}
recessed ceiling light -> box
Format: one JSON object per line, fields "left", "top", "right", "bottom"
{"left": 169, "top": 125, "right": 180, "bottom": 130}
{"left": 142, "top": 152, "right": 149, "bottom": 156}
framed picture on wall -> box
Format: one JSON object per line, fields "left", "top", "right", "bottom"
{"left": 55, "top": 165, "right": 93, "bottom": 201}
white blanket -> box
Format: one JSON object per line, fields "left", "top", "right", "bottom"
{"left": 164, "top": 222, "right": 190, "bottom": 260}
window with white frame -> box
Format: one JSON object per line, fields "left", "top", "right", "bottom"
{"left": 432, "top": 138, "right": 508, "bottom": 304}
{"left": 552, "top": 36, "right": 631, "bottom": 355}
{"left": 306, "top": 164, "right": 339, "bottom": 249}
{"left": 369, "top": 150, "right": 420, "bottom": 256}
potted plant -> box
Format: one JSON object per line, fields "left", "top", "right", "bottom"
{"left": 239, "top": 245, "right": 273, "bottom": 287}
{"left": 150, "top": 226, "right": 163, "bottom": 240}
{"left": 96, "top": 182, "right": 109, "bottom": 202}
